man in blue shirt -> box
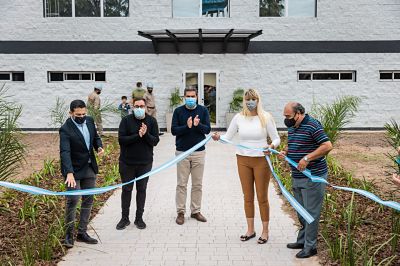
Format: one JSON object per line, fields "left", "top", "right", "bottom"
{"left": 172, "top": 87, "right": 211, "bottom": 225}
{"left": 278, "top": 102, "right": 333, "bottom": 258}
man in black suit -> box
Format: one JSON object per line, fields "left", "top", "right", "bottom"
{"left": 60, "top": 99, "right": 104, "bottom": 248}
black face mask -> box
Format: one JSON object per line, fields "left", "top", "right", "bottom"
{"left": 73, "top": 115, "right": 86, "bottom": 124}
{"left": 284, "top": 114, "right": 298, "bottom": 128}
{"left": 147, "top": 89, "right": 153, "bottom": 93}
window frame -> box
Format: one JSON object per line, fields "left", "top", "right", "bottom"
{"left": 172, "top": 0, "right": 230, "bottom": 18}
{"left": 47, "top": 71, "right": 106, "bottom": 83}
{"left": 259, "top": 0, "right": 317, "bottom": 18}
{"left": 379, "top": 71, "right": 400, "bottom": 82}
{"left": 297, "top": 71, "right": 356, "bottom": 82}
{"left": 43, "top": 0, "right": 129, "bottom": 18}
{"left": 0, "top": 71, "right": 25, "bottom": 82}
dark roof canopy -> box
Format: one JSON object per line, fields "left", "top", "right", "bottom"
{"left": 138, "top": 29, "right": 262, "bottom": 54}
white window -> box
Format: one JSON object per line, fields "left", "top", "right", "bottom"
{"left": 44, "top": 0, "right": 129, "bottom": 17}
{"left": 298, "top": 71, "right": 356, "bottom": 82}
{"left": 48, "top": 71, "right": 106, "bottom": 82}
{"left": 173, "top": 0, "right": 229, "bottom": 18}
{"left": 0, "top": 72, "right": 25, "bottom": 82}
{"left": 379, "top": 71, "right": 400, "bottom": 81}
{"left": 260, "top": 0, "right": 316, "bottom": 17}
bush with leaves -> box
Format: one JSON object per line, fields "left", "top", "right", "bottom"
{"left": 384, "top": 119, "right": 400, "bottom": 173}
{"left": 229, "top": 88, "right": 244, "bottom": 112}
{"left": 0, "top": 84, "right": 25, "bottom": 181}
{"left": 311, "top": 95, "right": 362, "bottom": 145}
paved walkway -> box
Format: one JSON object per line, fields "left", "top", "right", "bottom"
{"left": 59, "top": 134, "right": 319, "bottom": 266}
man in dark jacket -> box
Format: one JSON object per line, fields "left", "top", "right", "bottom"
{"left": 60, "top": 100, "right": 104, "bottom": 248}
{"left": 172, "top": 87, "right": 211, "bottom": 225}
{"left": 116, "top": 97, "right": 160, "bottom": 230}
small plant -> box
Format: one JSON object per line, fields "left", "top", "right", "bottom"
{"left": 311, "top": 95, "right": 362, "bottom": 145}
{"left": 384, "top": 119, "right": 400, "bottom": 173}
{"left": 169, "top": 87, "right": 182, "bottom": 111}
{"left": 49, "top": 97, "right": 68, "bottom": 129}
{"left": 229, "top": 88, "right": 244, "bottom": 113}
{"left": 87, "top": 99, "right": 119, "bottom": 121}
{"left": 0, "top": 84, "right": 26, "bottom": 181}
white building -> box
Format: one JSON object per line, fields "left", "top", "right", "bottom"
{"left": 0, "top": 0, "right": 399, "bottom": 130}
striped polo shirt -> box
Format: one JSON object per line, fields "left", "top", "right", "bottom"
{"left": 287, "top": 114, "right": 329, "bottom": 178}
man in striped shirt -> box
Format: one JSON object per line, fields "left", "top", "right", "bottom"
{"left": 278, "top": 102, "right": 333, "bottom": 259}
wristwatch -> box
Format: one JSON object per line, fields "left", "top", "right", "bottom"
{"left": 303, "top": 156, "right": 309, "bottom": 162}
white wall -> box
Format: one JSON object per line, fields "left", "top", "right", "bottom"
{"left": 1, "top": 53, "right": 399, "bottom": 129}
{"left": 0, "top": 0, "right": 399, "bottom": 41}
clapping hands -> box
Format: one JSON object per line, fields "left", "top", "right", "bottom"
{"left": 139, "top": 123, "right": 147, "bottom": 137}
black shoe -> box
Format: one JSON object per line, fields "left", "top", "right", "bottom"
{"left": 134, "top": 218, "right": 146, "bottom": 229}
{"left": 63, "top": 233, "right": 74, "bottom": 248}
{"left": 76, "top": 232, "right": 98, "bottom": 244}
{"left": 159, "top": 132, "right": 164, "bottom": 136}
{"left": 240, "top": 232, "right": 256, "bottom": 242}
{"left": 116, "top": 217, "right": 131, "bottom": 230}
{"left": 296, "top": 248, "right": 317, "bottom": 258}
{"left": 287, "top": 242, "right": 304, "bottom": 249}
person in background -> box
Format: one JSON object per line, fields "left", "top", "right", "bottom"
{"left": 212, "top": 88, "right": 280, "bottom": 244}
{"left": 87, "top": 84, "right": 104, "bottom": 136}
{"left": 60, "top": 100, "right": 104, "bottom": 248}
{"left": 132, "top": 82, "right": 146, "bottom": 99}
{"left": 144, "top": 82, "right": 163, "bottom": 136}
{"left": 172, "top": 86, "right": 211, "bottom": 225}
{"left": 118, "top": 96, "right": 131, "bottom": 118}
{"left": 116, "top": 97, "right": 160, "bottom": 230}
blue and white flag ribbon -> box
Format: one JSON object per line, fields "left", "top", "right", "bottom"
{"left": 219, "top": 137, "right": 400, "bottom": 212}
{"left": 0, "top": 135, "right": 212, "bottom": 196}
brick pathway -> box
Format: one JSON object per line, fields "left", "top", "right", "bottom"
{"left": 59, "top": 134, "right": 320, "bottom": 266}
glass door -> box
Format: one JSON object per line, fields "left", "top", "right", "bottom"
{"left": 183, "top": 71, "right": 219, "bottom": 126}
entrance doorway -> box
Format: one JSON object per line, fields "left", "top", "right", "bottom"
{"left": 183, "top": 71, "right": 219, "bottom": 126}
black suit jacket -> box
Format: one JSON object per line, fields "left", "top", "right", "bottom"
{"left": 59, "top": 116, "right": 103, "bottom": 179}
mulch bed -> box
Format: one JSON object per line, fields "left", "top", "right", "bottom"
{"left": 0, "top": 136, "right": 120, "bottom": 265}
{"left": 272, "top": 134, "right": 400, "bottom": 265}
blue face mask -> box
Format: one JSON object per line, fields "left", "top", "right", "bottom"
{"left": 246, "top": 100, "right": 257, "bottom": 111}
{"left": 133, "top": 107, "right": 145, "bottom": 119}
{"left": 185, "top": 97, "right": 197, "bottom": 109}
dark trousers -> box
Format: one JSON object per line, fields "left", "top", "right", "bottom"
{"left": 65, "top": 167, "right": 96, "bottom": 235}
{"left": 119, "top": 162, "right": 152, "bottom": 219}
{"left": 292, "top": 173, "right": 327, "bottom": 249}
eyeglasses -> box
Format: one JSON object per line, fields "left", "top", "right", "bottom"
{"left": 134, "top": 105, "right": 145, "bottom": 108}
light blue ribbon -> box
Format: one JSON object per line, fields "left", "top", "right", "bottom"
{"left": 0, "top": 135, "right": 212, "bottom": 196}
{"left": 220, "top": 137, "right": 400, "bottom": 212}
{"left": 219, "top": 137, "right": 315, "bottom": 224}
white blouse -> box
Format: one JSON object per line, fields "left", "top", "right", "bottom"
{"left": 221, "top": 112, "right": 280, "bottom": 157}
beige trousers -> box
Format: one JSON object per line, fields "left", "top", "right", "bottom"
{"left": 175, "top": 150, "right": 205, "bottom": 214}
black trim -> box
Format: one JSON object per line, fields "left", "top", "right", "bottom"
{"left": 2, "top": 40, "right": 400, "bottom": 54}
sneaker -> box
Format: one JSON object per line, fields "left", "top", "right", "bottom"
{"left": 134, "top": 218, "right": 147, "bottom": 229}
{"left": 116, "top": 217, "right": 131, "bottom": 230}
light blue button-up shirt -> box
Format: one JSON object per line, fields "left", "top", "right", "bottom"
{"left": 71, "top": 117, "right": 90, "bottom": 150}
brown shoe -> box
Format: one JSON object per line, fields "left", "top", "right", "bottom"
{"left": 190, "top": 212, "right": 207, "bottom": 222}
{"left": 176, "top": 212, "right": 185, "bottom": 225}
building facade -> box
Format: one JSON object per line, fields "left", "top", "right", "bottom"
{"left": 0, "top": 0, "right": 399, "bottom": 130}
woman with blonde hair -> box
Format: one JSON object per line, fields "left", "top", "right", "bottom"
{"left": 212, "top": 88, "right": 280, "bottom": 244}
